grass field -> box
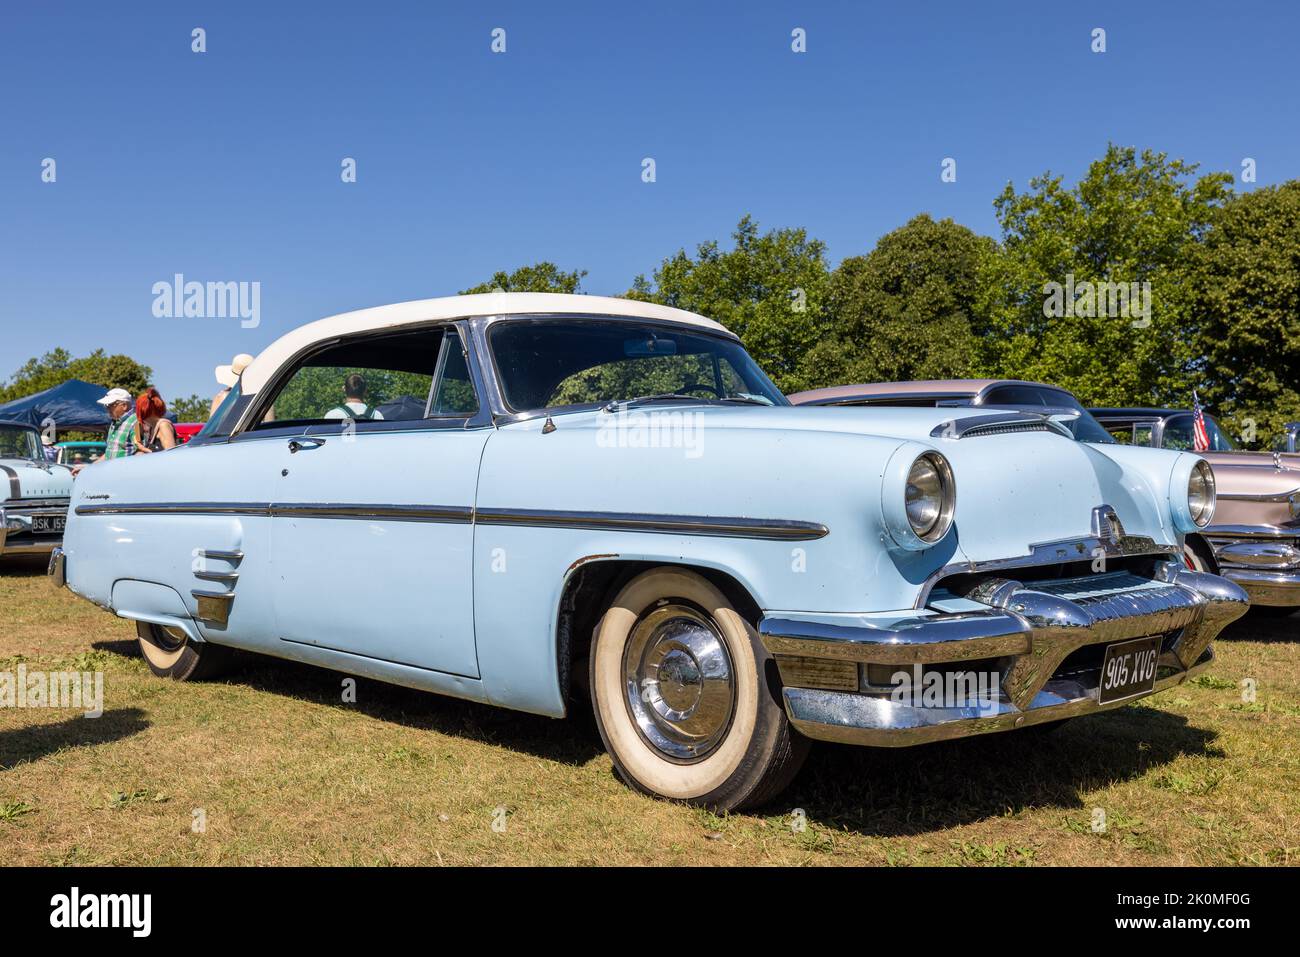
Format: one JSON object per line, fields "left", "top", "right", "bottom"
{"left": 1, "top": 554, "right": 1297, "bottom": 866}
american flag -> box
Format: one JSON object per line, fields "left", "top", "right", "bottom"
{"left": 1192, "top": 390, "right": 1210, "bottom": 452}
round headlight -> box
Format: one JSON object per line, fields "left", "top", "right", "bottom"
{"left": 905, "top": 452, "right": 955, "bottom": 543}
{"left": 1187, "top": 459, "right": 1216, "bottom": 528}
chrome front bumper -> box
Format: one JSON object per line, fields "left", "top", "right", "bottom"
{"left": 759, "top": 562, "right": 1249, "bottom": 747}
{"left": 0, "top": 499, "right": 68, "bottom": 558}
{"left": 1205, "top": 526, "right": 1300, "bottom": 607}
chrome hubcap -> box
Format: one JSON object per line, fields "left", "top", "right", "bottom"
{"left": 153, "top": 625, "right": 187, "bottom": 652}
{"left": 622, "top": 603, "right": 735, "bottom": 763}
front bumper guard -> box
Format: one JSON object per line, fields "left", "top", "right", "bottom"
{"left": 759, "top": 562, "right": 1249, "bottom": 747}
{"left": 1205, "top": 531, "right": 1300, "bottom": 607}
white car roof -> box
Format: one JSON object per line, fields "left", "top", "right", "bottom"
{"left": 240, "top": 293, "right": 735, "bottom": 394}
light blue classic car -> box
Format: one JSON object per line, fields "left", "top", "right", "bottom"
{"left": 1, "top": 420, "right": 73, "bottom": 563}
{"left": 52, "top": 294, "right": 1248, "bottom": 810}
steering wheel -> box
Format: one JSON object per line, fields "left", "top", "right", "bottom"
{"left": 678, "top": 381, "right": 723, "bottom": 398}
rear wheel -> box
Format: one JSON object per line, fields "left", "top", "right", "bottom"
{"left": 589, "top": 567, "right": 808, "bottom": 811}
{"left": 136, "top": 621, "right": 234, "bottom": 680}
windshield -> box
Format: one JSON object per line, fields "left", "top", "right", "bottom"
{"left": 0, "top": 425, "right": 41, "bottom": 461}
{"left": 1163, "top": 414, "right": 1238, "bottom": 451}
{"left": 193, "top": 383, "right": 242, "bottom": 443}
{"left": 488, "top": 318, "right": 788, "bottom": 413}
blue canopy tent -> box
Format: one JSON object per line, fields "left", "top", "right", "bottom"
{"left": 0, "top": 379, "right": 113, "bottom": 434}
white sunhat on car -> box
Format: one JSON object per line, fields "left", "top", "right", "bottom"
{"left": 214, "top": 353, "right": 254, "bottom": 389}
{"left": 95, "top": 387, "right": 133, "bottom": 406}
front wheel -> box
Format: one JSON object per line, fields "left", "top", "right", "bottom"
{"left": 1183, "top": 539, "right": 1214, "bottom": 573}
{"left": 136, "top": 621, "right": 235, "bottom": 680}
{"left": 589, "top": 567, "right": 808, "bottom": 811}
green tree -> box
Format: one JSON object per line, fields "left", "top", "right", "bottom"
{"left": 0, "top": 348, "right": 153, "bottom": 404}
{"left": 628, "top": 216, "right": 831, "bottom": 393}
{"left": 460, "top": 262, "right": 587, "bottom": 295}
{"left": 1179, "top": 181, "right": 1300, "bottom": 445}
{"left": 805, "top": 214, "right": 994, "bottom": 387}
{"left": 975, "top": 145, "right": 1234, "bottom": 405}
{"left": 169, "top": 393, "right": 213, "bottom": 423}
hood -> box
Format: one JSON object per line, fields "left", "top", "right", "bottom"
{"left": 0, "top": 457, "right": 75, "bottom": 501}
{"left": 538, "top": 403, "right": 1182, "bottom": 563}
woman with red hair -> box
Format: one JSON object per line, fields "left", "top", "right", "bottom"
{"left": 133, "top": 388, "right": 178, "bottom": 453}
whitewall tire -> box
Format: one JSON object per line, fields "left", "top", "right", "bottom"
{"left": 589, "top": 567, "right": 808, "bottom": 811}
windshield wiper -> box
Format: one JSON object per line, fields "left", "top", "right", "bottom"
{"left": 603, "top": 393, "right": 707, "bottom": 412}
{"left": 718, "top": 395, "right": 772, "bottom": 406}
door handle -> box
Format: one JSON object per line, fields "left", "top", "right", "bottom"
{"left": 288, "top": 437, "right": 326, "bottom": 453}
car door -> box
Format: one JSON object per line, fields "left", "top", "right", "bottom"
{"left": 263, "top": 323, "right": 490, "bottom": 677}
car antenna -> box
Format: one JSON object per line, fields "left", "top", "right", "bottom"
{"left": 542, "top": 416, "right": 557, "bottom": 434}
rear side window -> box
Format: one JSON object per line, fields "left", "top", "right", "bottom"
{"left": 253, "top": 326, "right": 479, "bottom": 431}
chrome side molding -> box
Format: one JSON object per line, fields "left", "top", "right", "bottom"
{"left": 76, "top": 501, "right": 830, "bottom": 542}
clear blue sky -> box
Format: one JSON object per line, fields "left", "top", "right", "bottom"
{"left": 2, "top": 1, "right": 1295, "bottom": 404}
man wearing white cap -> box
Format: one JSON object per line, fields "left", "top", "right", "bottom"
{"left": 210, "top": 353, "right": 254, "bottom": 419}
{"left": 97, "top": 387, "right": 137, "bottom": 459}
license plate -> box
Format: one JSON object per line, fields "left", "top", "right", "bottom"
{"left": 31, "top": 514, "right": 66, "bottom": 535}
{"left": 1099, "top": 635, "right": 1161, "bottom": 704}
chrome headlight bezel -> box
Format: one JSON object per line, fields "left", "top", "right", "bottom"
{"left": 1169, "top": 455, "right": 1216, "bottom": 532}
{"left": 1188, "top": 459, "right": 1217, "bottom": 528}
{"left": 882, "top": 447, "right": 956, "bottom": 550}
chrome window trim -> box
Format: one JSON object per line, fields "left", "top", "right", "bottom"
{"left": 74, "top": 501, "right": 828, "bottom": 541}
{"left": 230, "top": 319, "right": 495, "bottom": 437}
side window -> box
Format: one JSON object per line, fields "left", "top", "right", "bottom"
{"left": 1106, "top": 426, "right": 1133, "bottom": 445}
{"left": 1162, "top": 416, "right": 1194, "bottom": 450}
{"left": 1132, "top": 425, "right": 1154, "bottom": 446}
{"left": 253, "top": 325, "right": 479, "bottom": 431}
{"left": 428, "top": 329, "right": 480, "bottom": 416}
